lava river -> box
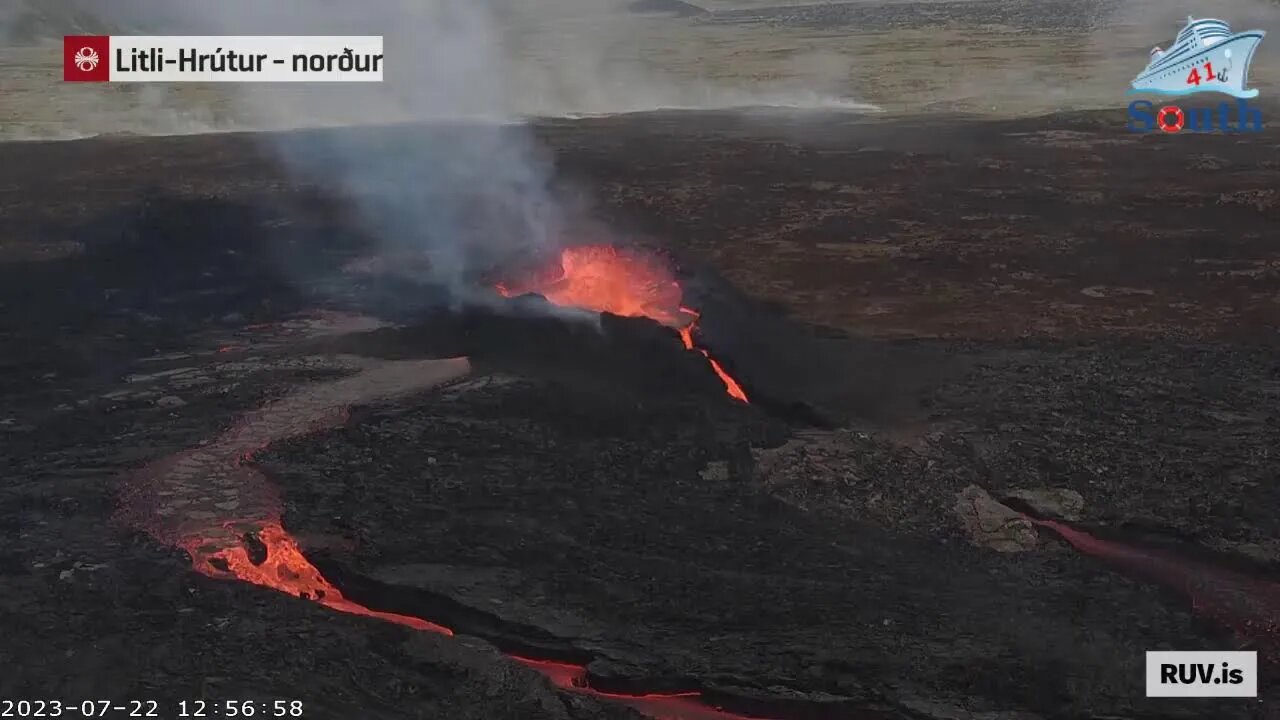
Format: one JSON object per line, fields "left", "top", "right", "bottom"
{"left": 118, "top": 351, "right": 761, "bottom": 720}
{"left": 117, "top": 272, "right": 1279, "bottom": 720}
{"left": 496, "top": 244, "right": 748, "bottom": 403}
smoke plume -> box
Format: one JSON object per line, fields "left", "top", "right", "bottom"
{"left": 65, "top": 0, "right": 569, "bottom": 296}
{"left": 6, "top": 0, "right": 874, "bottom": 298}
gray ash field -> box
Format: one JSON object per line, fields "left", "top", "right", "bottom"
{"left": 2, "top": 106, "right": 1278, "bottom": 720}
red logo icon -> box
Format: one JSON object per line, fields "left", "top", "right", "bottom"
{"left": 64, "top": 36, "right": 110, "bottom": 82}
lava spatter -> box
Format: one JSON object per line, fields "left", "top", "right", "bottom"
{"left": 496, "top": 244, "right": 748, "bottom": 403}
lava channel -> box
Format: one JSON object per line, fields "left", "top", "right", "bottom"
{"left": 120, "top": 353, "right": 763, "bottom": 720}
{"left": 496, "top": 244, "right": 749, "bottom": 403}
{"left": 190, "top": 522, "right": 762, "bottom": 719}
{"left": 1031, "top": 518, "right": 1280, "bottom": 657}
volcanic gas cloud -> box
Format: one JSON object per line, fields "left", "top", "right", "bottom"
{"left": 497, "top": 244, "right": 748, "bottom": 402}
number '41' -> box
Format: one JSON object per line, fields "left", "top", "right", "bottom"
{"left": 1186, "top": 61, "right": 1216, "bottom": 86}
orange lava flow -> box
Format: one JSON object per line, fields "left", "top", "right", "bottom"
{"left": 182, "top": 521, "right": 453, "bottom": 635}
{"left": 677, "top": 307, "right": 749, "bottom": 403}
{"left": 1030, "top": 518, "right": 1280, "bottom": 655}
{"left": 497, "top": 245, "right": 748, "bottom": 403}
{"left": 181, "top": 524, "right": 762, "bottom": 719}
{"left": 510, "top": 656, "right": 764, "bottom": 720}
{"left": 128, "top": 354, "right": 761, "bottom": 719}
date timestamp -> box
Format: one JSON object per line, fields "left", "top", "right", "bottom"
{"left": 0, "top": 700, "right": 302, "bottom": 718}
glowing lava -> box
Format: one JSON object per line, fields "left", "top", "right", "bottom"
{"left": 512, "top": 656, "right": 762, "bottom": 720}
{"left": 1031, "top": 518, "right": 1280, "bottom": 655}
{"left": 123, "top": 353, "right": 761, "bottom": 720}
{"left": 677, "top": 306, "right": 749, "bottom": 403}
{"left": 497, "top": 244, "right": 748, "bottom": 403}
{"left": 182, "top": 521, "right": 452, "bottom": 635}
{"left": 182, "top": 522, "right": 762, "bottom": 720}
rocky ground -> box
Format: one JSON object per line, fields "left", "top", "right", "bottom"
{"left": 1, "top": 107, "right": 1278, "bottom": 720}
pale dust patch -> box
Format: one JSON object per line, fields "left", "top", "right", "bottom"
{"left": 1188, "top": 155, "right": 1230, "bottom": 171}
{"left": 1007, "top": 487, "right": 1085, "bottom": 522}
{"left": 1080, "top": 285, "right": 1156, "bottom": 299}
{"left": 295, "top": 310, "right": 392, "bottom": 337}
{"left": 814, "top": 242, "right": 903, "bottom": 259}
{"left": 698, "top": 460, "right": 730, "bottom": 482}
{"left": 1008, "top": 130, "right": 1139, "bottom": 149}
{"left": 1218, "top": 189, "right": 1280, "bottom": 212}
{"left": 1205, "top": 538, "right": 1280, "bottom": 566}
{"left": 954, "top": 485, "right": 1038, "bottom": 553}
{"left": 435, "top": 373, "right": 525, "bottom": 400}
{"left": 0, "top": 239, "right": 84, "bottom": 262}
{"left": 1061, "top": 190, "right": 1106, "bottom": 206}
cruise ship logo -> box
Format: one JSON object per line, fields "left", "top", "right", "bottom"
{"left": 1126, "top": 16, "right": 1266, "bottom": 133}
{"left": 1129, "top": 15, "right": 1265, "bottom": 99}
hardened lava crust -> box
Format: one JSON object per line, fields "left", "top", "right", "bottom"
{"left": 1, "top": 106, "right": 1278, "bottom": 720}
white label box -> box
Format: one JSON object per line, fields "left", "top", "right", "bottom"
{"left": 1146, "top": 651, "right": 1257, "bottom": 698}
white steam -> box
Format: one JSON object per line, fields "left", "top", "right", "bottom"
{"left": 0, "top": 0, "right": 885, "bottom": 295}
{"left": 18, "top": 0, "right": 565, "bottom": 294}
